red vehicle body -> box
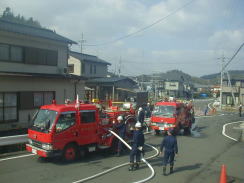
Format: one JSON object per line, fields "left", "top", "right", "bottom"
{"left": 150, "top": 101, "right": 194, "bottom": 135}
{"left": 26, "top": 101, "right": 136, "bottom": 161}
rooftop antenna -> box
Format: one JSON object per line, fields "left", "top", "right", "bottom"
{"left": 78, "top": 33, "right": 86, "bottom": 59}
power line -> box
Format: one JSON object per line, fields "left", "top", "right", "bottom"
{"left": 84, "top": 0, "right": 197, "bottom": 47}
{"left": 222, "top": 42, "right": 244, "bottom": 72}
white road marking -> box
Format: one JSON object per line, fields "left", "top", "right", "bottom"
{"left": 0, "top": 154, "right": 35, "bottom": 162}
{"left": 72, "top": 131, "right": 159, "bottom": 183}
{"left": 222, "top": 121, "right": 244, "bottom": 142}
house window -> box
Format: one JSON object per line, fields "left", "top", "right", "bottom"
{"left": 0, "top": 92, "right": 18, "bottom": 122}
{"left": 34, "top": 92, "right": 55, "bottom": 107}
{"left": 80, "top": 111, "right": 95, "bottom": 123}
{"left": 0, "top": 43, "right": 24, "bottom": 62}
{"left": 0, "top": 44, "right": 9, "bottom": 60}
{"left": 25, "top": 47, "right": 58, "bottom": 66}
{"left": 10, "top": 46, "right": 23, "bottom": 62}
{"left": 68, "top": 64, "right": 74, "bottom": 73}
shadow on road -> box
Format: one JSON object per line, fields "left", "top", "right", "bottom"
{"left": 174, "top": 163, "right": 202, "bottom": 173}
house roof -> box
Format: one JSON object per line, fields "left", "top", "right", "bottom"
{"left": 193, "top": 83, "right": 210, "bottom": 88}
{"left": 0, "top": 71, "right": 86, "bottom": 80}
{"left": 0, "top": 19, "right": 76, "bottom": 44}
{"left": 87, "top": 76, "right": 136, "bottom": 84}
{"left": 70, "top": 51, "right": 111, "bottom": 65}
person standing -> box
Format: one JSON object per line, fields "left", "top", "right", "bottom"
{"left": 145, "top": 103, "right": 152, "bottom": 118}
{"left": 160, "top": 128, "right": 178, "bottom": 176}
{"left": 129, "top": 122, "right": 145, "bottom": 171}
{"left": 204, "top": 106, "right": 208, "bottom": 116}
{"left": 114, "top": 115, "right": 126, "bottom": 156}
{"left": 239, "top": 104, "right": 242, "bottom": 117}
{"left": 138, "top": 107, "right": 145, "bottom": 125}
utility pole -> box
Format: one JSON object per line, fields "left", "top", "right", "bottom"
{"left": 219, "top": 55, "right": 226, "bottom": 110}
{"left": 79, "top": 33, "right": 86, "bottom": 56}
{"left": 118, "top": 56, "right": 121, "bottom": 77}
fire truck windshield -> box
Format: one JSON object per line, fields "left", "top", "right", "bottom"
{"left": 152, "top": 105, "right": 175, "bottom": 118}
{"left": 32, "top": 109, "right": 58, "bottom": 132}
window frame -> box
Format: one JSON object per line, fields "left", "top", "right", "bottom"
{"left": 0, "top": 43, "right": 24, "bottom": 63}
{"left": 0, "top": 92, "right": 19, "bottom": 123}
{"left": 33, "top": 91, "right": 55, "bottom": 108}
{"left": 68, "top": 64, "right": 74, "bottom": 73}
{"left": 55, "top": 111, "right": 76, "bottom": 133}
{"left": 80, "top": 110, "right": 96, "bottom": 123}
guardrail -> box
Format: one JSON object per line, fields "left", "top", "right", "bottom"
{"left": 0, "top": 134, "right": 28, "bottom": 146}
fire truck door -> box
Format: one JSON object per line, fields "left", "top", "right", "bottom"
{"left": 53, "top": 111, "right": 78, "bottom": 149}
{"left": 79, "top": 110, "right": 98, "bottom": 144}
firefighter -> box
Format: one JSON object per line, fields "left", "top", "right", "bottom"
{"left": 129, "top": 122, "right": 145, "bottom": 171}
{"left": 114, "top": 115, "right": 127, "bottom": 156}
{"left": 160, "top": 128, "right": 178, "bottom": 176}
{"left": 137, "top": 107, "right": 145, "bottom": 125}
{"left": 145, "top": 103, "right": 152, "bottom": 118}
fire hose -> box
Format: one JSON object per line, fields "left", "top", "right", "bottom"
{"left": 72, "top": 130, "right": 159, "bottom": 183}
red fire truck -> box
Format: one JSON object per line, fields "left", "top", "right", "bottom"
{"left": 150, "top": 101, "right": 194, "bottom": 135}
{"left": 26, "top": 100, "right": 136, "bottom": 161}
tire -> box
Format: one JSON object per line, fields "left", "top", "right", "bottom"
{"left": 62, "top": 143, "right": 79, "bottom": 162}
{"left": 184, "top": 127, "right": 191, "bottom": 136}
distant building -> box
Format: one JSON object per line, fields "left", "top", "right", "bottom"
{"left": 0, "top": 19, "right": 85, "bottom": 131}
{"left": 164, "top": 80, "right": 184, "bottom": 98}
{"left": 222, "top": 79, "right": 244, "bottom": 105}
{"left": 86, "top": 76, "right": 137, "bottom": 101}
{"left": 68, "top": 51, "right": 111, "bottom": 78}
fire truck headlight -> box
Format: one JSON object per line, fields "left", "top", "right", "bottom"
{"left": 42, "top": 143, "right": 53, "bottom": 151}
{"left": 28, "top": 139, "right": 33, "bottom": 145}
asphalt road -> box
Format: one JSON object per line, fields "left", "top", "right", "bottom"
{"left": 0, "top": 99, "right": 244, "bottom": 183}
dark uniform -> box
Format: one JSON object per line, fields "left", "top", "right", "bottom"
{"left": 115, "top": 122, "right": 126, "bottom": 156}
{"left": 129, "top": 129, "right": 145, "bottom": 170}
{"left": 160, "top": 134, "right": 178, "bottom": 175}
{"left": 138, "top": 110, "right": 145, "bottom": 124}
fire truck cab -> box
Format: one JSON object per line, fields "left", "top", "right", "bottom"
{"left": 26, "top": 101, "right": 134, "bottom": 161}
{"left": 150, "top": 101, "right": 193, "bottom": 135}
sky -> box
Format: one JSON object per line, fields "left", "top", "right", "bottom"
{"left": 1, "top": 0, "right": 244, "bottom": 77}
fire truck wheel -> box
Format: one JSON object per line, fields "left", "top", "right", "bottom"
{"left": 184, "top": 127, "right": 191, "bottom": 136}
{"left": 63, "top": 143, "right": 79, "bottom": 162}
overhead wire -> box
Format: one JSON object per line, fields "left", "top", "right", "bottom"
{"left": 222, "top": 42, "right": 244, "bottom": 72}
{"left": 84, "top": 0, "right": 197, "bottom": 47}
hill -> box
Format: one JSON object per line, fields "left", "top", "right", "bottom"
{"left": 201, "top": 70, "right": 244, "bottom": 80}
{"left": 137, "top": 70, "right": 215, "bottom": 85}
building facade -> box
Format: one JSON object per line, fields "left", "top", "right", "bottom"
{"left": 164, "top": 80, "right": 184, "bottom": 98}
{"left": 68, "top": 51, "right": 111, "bottom": 78}
{"left": 222, "top": 79, "right": 244, "bottom": 106}
{"left": 0, "top": 20, "right": 85, "bottom": 131}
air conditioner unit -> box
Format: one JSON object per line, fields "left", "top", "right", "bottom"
{"left": 63, "top": 67, "right": 68, "bottom": 74}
